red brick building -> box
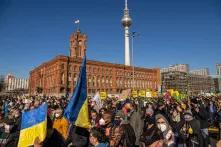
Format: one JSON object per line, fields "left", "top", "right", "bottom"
{"left": 29, "top": 30, "right": 160, "bottom": 96}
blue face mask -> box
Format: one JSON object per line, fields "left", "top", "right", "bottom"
{"left": 113, "top": 120, "right": 121, "bottom": 126}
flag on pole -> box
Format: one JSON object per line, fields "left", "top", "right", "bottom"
{"left": 74, "top": 19, "right": 80, "bottom": 24}
{"left": 18, "top": 104, "right": 47, "bottom": 147}
{"left": 64, "top": 55, "right": 91, "bottom": 129}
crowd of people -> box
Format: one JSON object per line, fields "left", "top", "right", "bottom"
{"left": 0, "top": 94, "right": 221, "bottom": 147}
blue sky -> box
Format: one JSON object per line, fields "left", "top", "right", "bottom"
{"left": 0, "top": 0, "right": 221, "bottom": 78}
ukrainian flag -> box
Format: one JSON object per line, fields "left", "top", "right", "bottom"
{"left": 18, "top": 103, "right": 47, "bottom": 147}
{"left": 64, "top": 55, "right": 91, "bottom": 129}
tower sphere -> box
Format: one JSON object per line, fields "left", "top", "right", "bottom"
{"left": 121, "top": 13, "right": 132, "bottom": 27}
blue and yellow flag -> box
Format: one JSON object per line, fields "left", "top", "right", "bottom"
{"left": 18, "top": 103, "right": 47, "bottom": 147}
{"left": 64, "top": 55, "right": 91, "bottom": 129}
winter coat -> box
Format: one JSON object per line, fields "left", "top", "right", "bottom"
{"left": 188, "top": 119, "right": 203, "bottom": 147}
{"left": 42, "top": 129, "right": 66, "bottom": 147}
{"left": 177, "top": 118, "right": 202, "bottom": 147}
{"left": 70, "top": 126, "right": 90, "bottom": 147}
{"left": 129, "top": 110, "right": 144, "bottom": 146}
{"left": 192, "top": 106, "right": 209, "bottom": 129}
{"left": 155, "top": 114, "right": 175, "bottom": 147}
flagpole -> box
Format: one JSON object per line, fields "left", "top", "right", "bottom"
{"left": 75, "top": 19, "right": 80, "bottom": 31}
{"left": 77, "top": 21, "right": 80, "bottom": 31}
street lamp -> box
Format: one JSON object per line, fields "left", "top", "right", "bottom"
{"left": 131, "top": 32, "right": 139, "bottom": 90}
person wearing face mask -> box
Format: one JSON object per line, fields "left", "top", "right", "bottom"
{"left": 155, "top": 114, "right": 175, "bottom": 147}
{"left": 53, "top": 108, "right": 69, "bottom": 140}
{"left": 112, "top": 115, "right": 122, "bottom": 126}
{"left": 191, "top": 101, "right": 210, "bottom": 147}
{"left": 174, "top": 109, "right": 202, "bottom": 147}
{"left": 144, "top": 106, "right": 155, "bottom": 132}
{"left": 140, "top": 109, "right": 164, "bottom": 147}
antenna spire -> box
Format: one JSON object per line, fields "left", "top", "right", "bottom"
{"left": 125, "top": 0, "right": 128, "bottom": 9}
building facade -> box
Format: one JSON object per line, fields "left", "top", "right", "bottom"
{"left": 217, "top": 64, "right": 221, "bottom": 76}
{"left": 211, "top": 75, "right": 221, "bottom": 93}
{"left": 4, "top": 74, "right": 29, "bottom": 91}
{"left": 161, "top": 64, "right": 189, "bottom": 73}
{"left": 29, "top": 31, "right": 160, "bottom": 96}
{"left": 188, "top": 74, "right": 214, "bottom": 94}
{"left": 161, "top": 71, "right": 214, "bottom": 95}
{"left": 0, "top": 75, "right": 5, "bottom": 92}
{"left": 190, "top": 68, "right": 209, "bottom": 76}
{"left": 161, "top": 71, "right": 188, "bottom": 94}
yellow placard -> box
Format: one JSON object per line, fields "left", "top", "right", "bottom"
{"left": 151, "top": 91, "right": 158, "bottom": 97}
{"left": 174, "top": 90, "right": 179, "bottom": 97}
{"left": 100, "top": 92, "right": 107, "bottom": 100}
{"left": 146, "top": 91, "right": 152, "bottom": 98}
{"left": 132, "top": 90, "right": 138, "bottom": 98}
{"left": 139, "top": 90, "right": 146, "bottom": 97}
{"left": 168, "top": 89, "right": 174, "bottom": 96}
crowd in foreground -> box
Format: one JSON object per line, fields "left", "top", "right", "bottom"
{"left": 0, "top": 94, "right": 221, "bottom": 147}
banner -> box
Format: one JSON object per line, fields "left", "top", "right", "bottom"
{"left": 139, "top": 90, "right": 146, "bottom": 97}
{"left": 100, "top": 92, "right": 107, "bottom": 100}
{"left": 132, "top": 90, "right": 138, "bottom": 98}
{"left": 146, "top": 91, "right": 152, "bottom": 98}
{"left": 151, "top": 91, "right": 158, "bottom": 97}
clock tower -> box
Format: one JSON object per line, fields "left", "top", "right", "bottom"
{"left": 70, "top": 30, "right": 87, "bottom": 59}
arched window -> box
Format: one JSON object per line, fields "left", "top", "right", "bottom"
{"left": 110, "top": 78, "right": 113, "bottom": 87}
{"left": 97, "top": 77, "right": 100, "bottom": 87}
{"left": 61, "top": 73, "right": 65, "bottom": 84}
{"left": 102, "top": 77, "right": 105, "bottom": 86}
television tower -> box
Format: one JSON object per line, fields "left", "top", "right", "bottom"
{"left": 121, "top": 0, "right": 132, "bottom": 66}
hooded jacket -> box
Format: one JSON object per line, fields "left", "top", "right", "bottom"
{"left": 155, "top": 113, "right": 175, "bottom": 147}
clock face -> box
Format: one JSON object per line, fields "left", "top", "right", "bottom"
{"left": 79, "top": 41, "right": 82, "bottom": 45}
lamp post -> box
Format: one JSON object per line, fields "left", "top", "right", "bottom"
{"left": 131, "top": 32, "right": 139, "bottom": 91}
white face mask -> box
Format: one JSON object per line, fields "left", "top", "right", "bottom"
{"left": 4, "top": 125, "right": 12, "bottom": 133}
{"left": 157, "top": 124, "right": 167, "bottom": 132}
{"left": 55, "top": 113, "right": 61, "bottom": 118}
{"left": 99, "top": 118, "right": 105, "bottom": 126}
